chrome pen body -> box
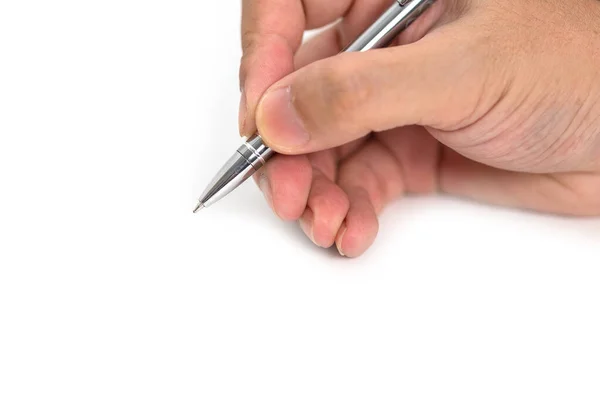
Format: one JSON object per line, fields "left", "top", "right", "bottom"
{"left": 195, "top": 0, "right": 436, "bottom": 212}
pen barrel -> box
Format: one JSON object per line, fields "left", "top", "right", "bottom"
{"left": 344, "top": 0, "right": 437, "bottom": 52}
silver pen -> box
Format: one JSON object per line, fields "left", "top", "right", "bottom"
{"left": 194, "top": 0, "right": 436, "bottom": 213}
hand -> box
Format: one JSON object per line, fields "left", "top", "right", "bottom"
{"left": 238, "top": 0, "right": 600, "bottom": 258}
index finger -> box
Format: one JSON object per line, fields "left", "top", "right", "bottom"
{"left": 239, "top": 0, "right": 355, "bottom": 136}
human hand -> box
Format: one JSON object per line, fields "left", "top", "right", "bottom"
{"left": 238, "top": 0, "right": 600, "bottom": 258}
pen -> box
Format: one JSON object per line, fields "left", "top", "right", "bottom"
{"left": 194, "top": 0, "right": 436, "bottom": 213}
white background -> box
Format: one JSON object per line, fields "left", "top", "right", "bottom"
{"left": 1, "top": 1, "right": 600, "bottom": 399}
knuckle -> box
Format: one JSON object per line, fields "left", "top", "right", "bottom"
{"left": 239, "top": 31, "right": 259, "bottom": 88}
{"left": 238, "top": 57, "right": 249, "bottom": 90}
{"left": 241, "top": 30, "right": 259, "bottom": 54}
{"left": 238, "top": 30, "right": 292, "bottom": 90}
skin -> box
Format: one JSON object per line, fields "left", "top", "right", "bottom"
{"left": 238, "top": 0, "right": 600, "bottom": 258}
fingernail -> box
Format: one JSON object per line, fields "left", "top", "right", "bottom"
{"left": 258, "top": 174, "right": 273, "bottom": 210}
{"left": 238, "top": 90, "right": 247, "bottom": 133}
{"left": 257, "top": 86, "right": 310, "bottom": 149}
{"left": 299, "top": 209, "right": 317, "bottom": 247}
{"left": 336, "top": 224, "right": 347, "bottom": 257}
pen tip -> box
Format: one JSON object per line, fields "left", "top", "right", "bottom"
{"left": 193, "top": 202, "right": 204, "bottom": 214}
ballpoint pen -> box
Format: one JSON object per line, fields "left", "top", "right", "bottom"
{"left": 194, "top": 0, "right": 436, "bottom": 213}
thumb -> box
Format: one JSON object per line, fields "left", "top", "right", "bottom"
{"left": 255, "top": 28, "right": 487, "bottom": 154}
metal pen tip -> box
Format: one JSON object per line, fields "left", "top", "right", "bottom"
{"left": 193, "top": 202, "right": 204, "bottom": 213}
